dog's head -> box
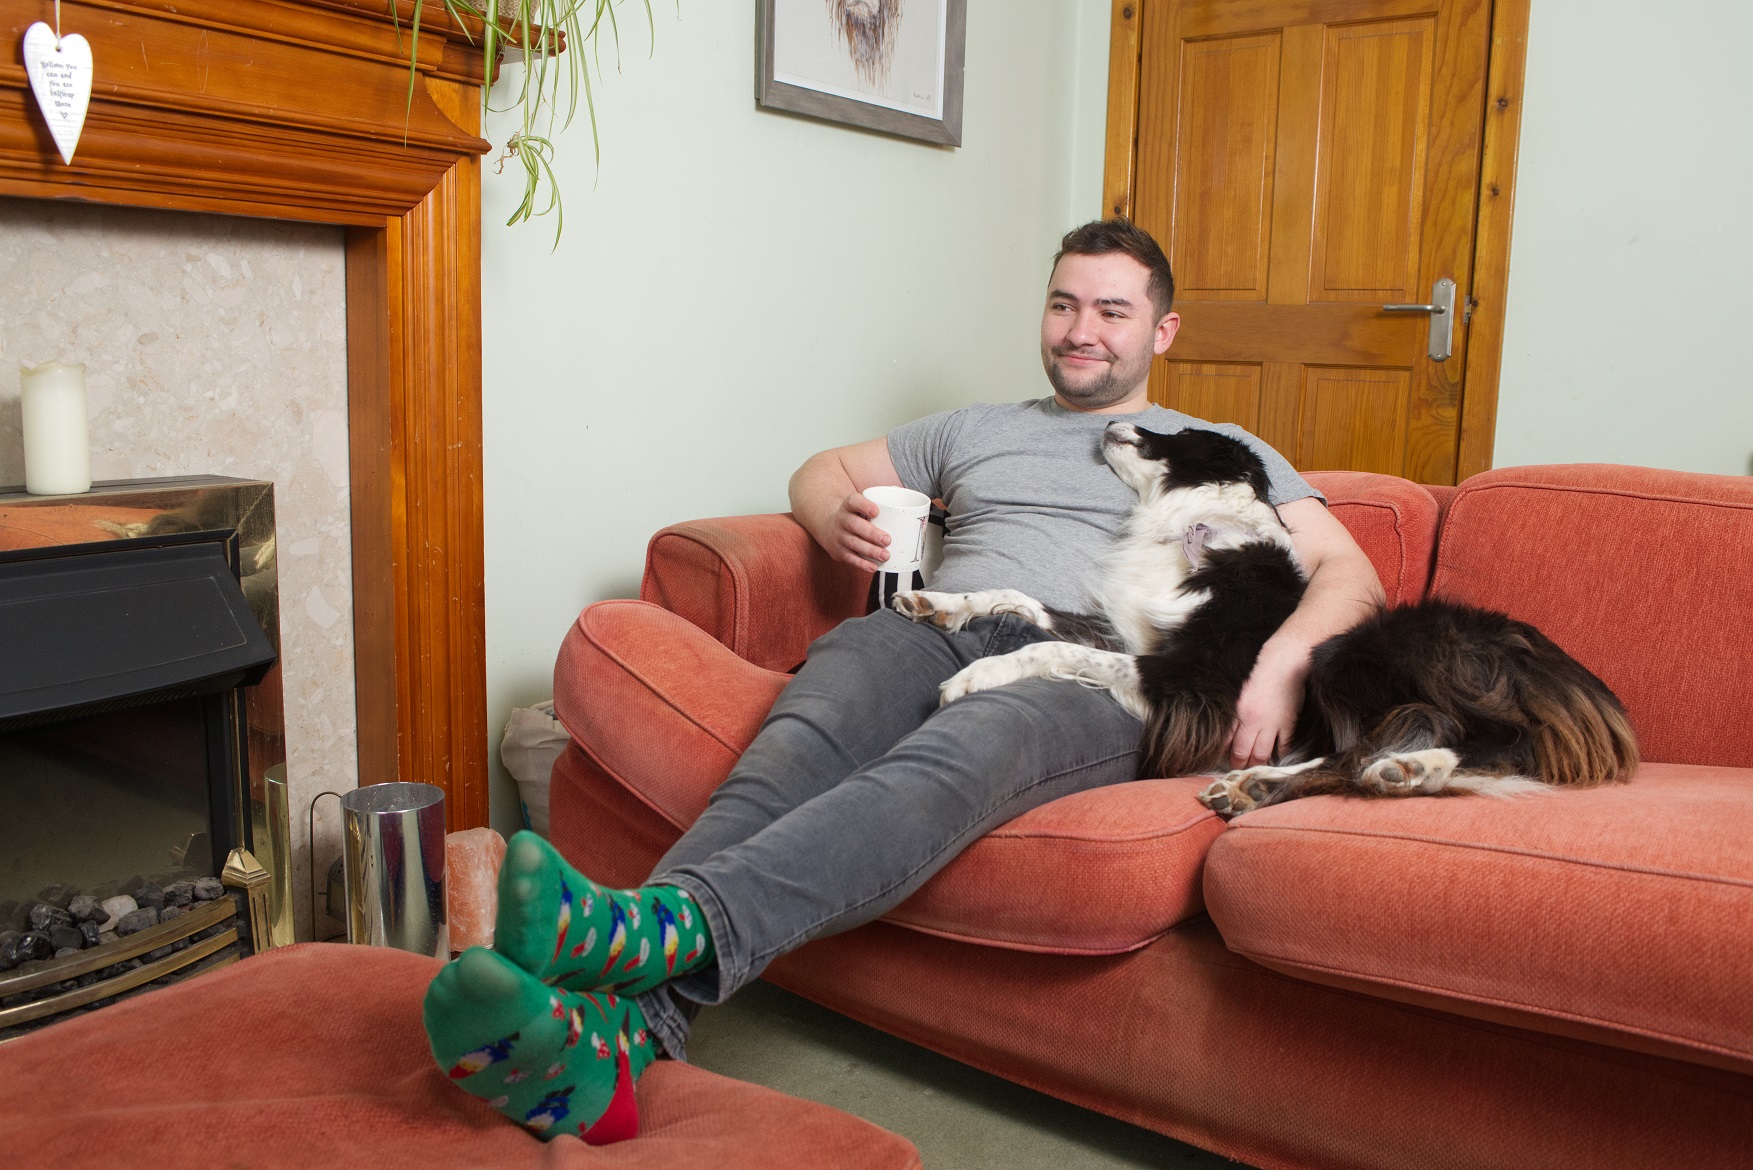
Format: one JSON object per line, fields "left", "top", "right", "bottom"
{"left": 1101, "top": 423, "right": 1273, "bottom": 503}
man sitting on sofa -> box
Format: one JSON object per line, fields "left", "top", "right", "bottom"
{"left": 421, "top": 219, "right": 1386, "bottom": 1143}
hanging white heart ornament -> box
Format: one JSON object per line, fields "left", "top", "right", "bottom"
{"left": 22, "top": 22, "right": 93, "bottom": 166}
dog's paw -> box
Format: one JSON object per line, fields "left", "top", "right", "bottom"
{"left": 889, "top": 590, "right": 933, "bottom": 620}
{"left": 938, "top": 656, "right": 1029, "bottom": 705}
{"left": 1197, "top": 767, "right": 1282, "bottom": 817}
{"left": 892, "top": 589, "right": 1052, "bottom": 633}
{"left": 1362, "top": 748, "right": 1458, "bottom": 793}
{"left": 891, "top": 591, "right": 971, "bottom": 630}
{"left": 1196, "top": 779, "right": 1237, "bottom": 816}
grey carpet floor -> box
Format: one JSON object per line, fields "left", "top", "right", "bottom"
{"left": 686, "top": 979, "right": 1250, "bottom": 1169}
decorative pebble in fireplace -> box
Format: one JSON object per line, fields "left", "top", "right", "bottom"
{"left": 1, "top": 876, "right": 229, "bottom": 963}
{"left": 0, "top": 476, "right": 293, "bottom": 1038}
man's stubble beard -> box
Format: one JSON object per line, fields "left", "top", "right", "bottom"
{"left": 1042, "top": 340, "right": 1155, "bottom": 410}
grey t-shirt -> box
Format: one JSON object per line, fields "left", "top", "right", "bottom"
{"left": 886, "top": 397, "right": 1319, "bottom": 612}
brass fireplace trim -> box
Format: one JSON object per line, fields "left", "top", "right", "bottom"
{"left": 0, "top": 914, "right": 240, "bottom": 1030}
{"left": 222, "top": 848, "right": 274, "bottom": 954}
{"left": 0, "top": 897, "right": 236, "bottom": 998}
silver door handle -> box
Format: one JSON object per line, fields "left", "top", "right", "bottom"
{"left": 1381, "top": 278, "right": 1455, "bottom": 362}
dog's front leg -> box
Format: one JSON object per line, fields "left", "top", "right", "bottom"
{"left": 892, "top": 588, "right": 1054, "bottom": 633}
{"left": 940, "top": 643, "right": 1147, "bottom": 720}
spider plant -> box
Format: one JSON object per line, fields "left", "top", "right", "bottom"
{"left": 400, "top": 0, "right": 659, "bottom": 242}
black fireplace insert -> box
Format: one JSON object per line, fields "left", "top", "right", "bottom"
{"left": 0, "top": 480, "right": 284, "bottom": 1032}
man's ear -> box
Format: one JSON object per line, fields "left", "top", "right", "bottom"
{"left": 1153, "top": 311, "right": 1181, "bottom": 356}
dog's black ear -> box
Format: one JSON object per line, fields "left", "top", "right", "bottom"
{"left": 1129, "top": 426, "right": 1189, "bottom": 468}
{"left": 1155, "top": 429, "right": 1273, "bottom": 497}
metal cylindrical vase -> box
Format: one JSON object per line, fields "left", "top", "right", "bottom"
{"left": 339, "top": 782, "right": 448, "bottom": 956}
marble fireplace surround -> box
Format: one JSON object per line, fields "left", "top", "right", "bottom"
{"left": 0, "top": 1, "right": 496, "bottom": 840}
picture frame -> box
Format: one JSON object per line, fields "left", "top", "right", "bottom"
{"left": 756, "top": 0, "right": 966, "bottom": 147}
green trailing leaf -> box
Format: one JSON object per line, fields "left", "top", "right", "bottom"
{"left": 497, "top": 133, "right": 564, "bottom": 245}
{"left": 394, "top": 0, "right": 665, "bottom": 240}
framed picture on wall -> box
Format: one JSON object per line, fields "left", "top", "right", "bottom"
{"left": 756, "top": 0, "right": 966, "bottom": 147}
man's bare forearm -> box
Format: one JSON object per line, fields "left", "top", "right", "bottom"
{"left": 787, "top": 438, "right": 905, "bottom": 568}
{"left": 789, "top": 450, "right": 856, "bottom": 553}
{"left": 1227, "top": 547, "right": 1380, "bottom": 765}
{"left": 1258, "top": 548, "right": 1385, "bottom": 680}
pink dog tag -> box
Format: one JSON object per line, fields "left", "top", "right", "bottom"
{"left": 1182, "top": 522, "right": 1214, "bottom": 569}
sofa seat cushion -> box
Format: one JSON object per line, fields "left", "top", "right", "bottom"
{"left": 885, "top": 777, "right": 1226, "bottom": 954}
{"left": 555, "top": 600, "right": 1224, "bottom": 956}
{"left": 1431, "top": 463, "right": 1753, "bottom": 768}
{"left": 1204, "top": 763, "right": 1753, "bottom": 1074}
{"left": 0, "top": 943, "right": 922, "bottom": 1170}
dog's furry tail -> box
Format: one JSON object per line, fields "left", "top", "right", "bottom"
{"left": 1140, "top": 690, "right": 1235, "bottom": 779}
{"left": 1524, "top": 675, "right": 1640, "bottom": 787}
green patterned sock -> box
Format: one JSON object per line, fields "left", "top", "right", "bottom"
{"left": 494, "top": 830, "right": 716, "bottom": 997}
{"left": 423, "top": 947, "right": 655, "bottom": 1144}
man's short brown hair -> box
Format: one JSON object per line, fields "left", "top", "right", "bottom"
{"left": 1053, "top": 218, "right": 1176, "bottom": 319}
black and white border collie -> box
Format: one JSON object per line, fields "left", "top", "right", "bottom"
{"left": 892, "top": 423, "right": 1638, "bottom": 815}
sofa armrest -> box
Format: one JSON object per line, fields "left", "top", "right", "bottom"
{"left": 641, "top": 514, "right": 870, "bottom": 672}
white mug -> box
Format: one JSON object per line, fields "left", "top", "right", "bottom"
{"left": 862, "top": 485, "right": 931, "bottom": 572}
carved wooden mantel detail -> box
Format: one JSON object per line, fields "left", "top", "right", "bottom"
{"left": 1, "top": 0, "right": 494, "bottom": 829}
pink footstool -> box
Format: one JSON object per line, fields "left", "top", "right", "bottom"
{"left": 0, "top": 943, "right": 921, "bottom": 1170}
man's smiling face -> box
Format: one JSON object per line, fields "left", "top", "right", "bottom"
{"left": 1040, "top": 251, "right": 1179, "bottom": 413}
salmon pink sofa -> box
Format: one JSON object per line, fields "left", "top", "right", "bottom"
{"left": 550, "top": 463, "right": 1753, "bottom": 1170}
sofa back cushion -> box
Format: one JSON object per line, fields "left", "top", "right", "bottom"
{"left": 1305, "top": 471, "right": 1439, "bottom": 606}
{"left": 1431, "top": 464, "right": 1753, "bottom": 768}
{"left": 644, "top": 475, "right": 1438, "bottom": 667}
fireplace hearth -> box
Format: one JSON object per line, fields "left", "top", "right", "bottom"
{"left": 0, "top": 476, "right": 295, "bottom": 1037}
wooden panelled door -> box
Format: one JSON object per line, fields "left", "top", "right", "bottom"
{"left": 1123, "top": 0, "right": 1497, "bottom": 484}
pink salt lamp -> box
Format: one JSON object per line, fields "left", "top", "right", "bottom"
{"left": 446, "top": 827, "right": 507, "bottom": 952}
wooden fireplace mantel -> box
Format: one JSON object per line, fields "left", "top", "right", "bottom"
{"left": 1, "top": 0, "right": 495, "bottom": 829}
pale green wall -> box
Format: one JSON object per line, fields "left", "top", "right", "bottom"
{"left": 480, "top": 3, "right": 1112, "bottom": 831}
{"left": 1492, "top": 0, "right": 1753, "bottom": 475}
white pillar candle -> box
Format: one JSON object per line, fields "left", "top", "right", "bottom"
{"left": 19, "top": 360, "right": 92, "bottom": 495}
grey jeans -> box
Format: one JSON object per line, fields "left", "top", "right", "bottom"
{"left": 633, "top": 607, "right": 1144, "bottom": 1060}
